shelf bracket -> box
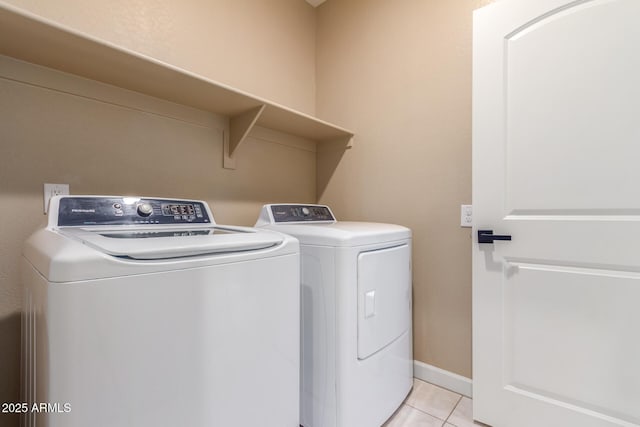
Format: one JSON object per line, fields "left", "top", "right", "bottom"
{"left": 224, "top": 104, "right": 266, "bottom": 169}
{"left": 317, "top": 135, "right": 354, "bottom": 198}
{"left": 317, "top": 135, "right": 354, "bottom": 153}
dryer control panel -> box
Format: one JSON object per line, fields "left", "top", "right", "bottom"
{"left": 269, "top": 204, "right": 335, "bottom": 223}
{"left": 55, "top": 196, "right": 212, "bottom": 226}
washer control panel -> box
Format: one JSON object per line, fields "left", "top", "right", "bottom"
{"left": 56, "top": 197, "right": 212, "bottom": 226}
{"left": 270, "top": 204, "right": 335, "bottom": 223}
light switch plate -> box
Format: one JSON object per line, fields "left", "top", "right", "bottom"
{"left": 461, "top": 204, "right": 472, "bottom": 228}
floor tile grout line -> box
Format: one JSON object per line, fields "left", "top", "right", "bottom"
{"left": 404, "top": 401, "right": 446, "bottom": 421}
{"left": 403, "top": 400, "right": 459, "bottom": 424}
{"left": 404, "top": 401, "right": 440, "bottom": 418}
{"left": 443, "top": 395, "right": 463, "bottom": 425}
{"left": 404, "top": 379, "right": 467, "bottom": 426}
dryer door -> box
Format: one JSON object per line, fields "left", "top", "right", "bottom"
{"left": 357, "top": 243, "right": 411, "bottom": 359}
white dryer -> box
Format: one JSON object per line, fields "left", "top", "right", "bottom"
{"left": 22, "top": 196, "right": 300, "bottom": 427}
{"left": 256, "top": 204, "right": 413, "bottom": 427}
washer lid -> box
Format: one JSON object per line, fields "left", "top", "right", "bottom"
{"left": 60, "top": 226, "right": 282, "bottom": 260}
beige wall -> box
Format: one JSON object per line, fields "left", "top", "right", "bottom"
{"left": 0, "top": 2, "right": 316, "bottom": 425}
{"left": 316, "top": 0, "right": 494, "bottom": 378}
{"left": 0, "top": 2, "right": 500, "bottom": 424}
{"left": 2, "top": 0, "right": 317, "bottom": 115}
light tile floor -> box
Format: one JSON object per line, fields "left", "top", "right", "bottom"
{"left": 383, "top": 379, "right": 488, "bottom": 427}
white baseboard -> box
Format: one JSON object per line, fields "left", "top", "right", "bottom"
{"left": 413, "top": 360, "right": 473, "bottom": 398}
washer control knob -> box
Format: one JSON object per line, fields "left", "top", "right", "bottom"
{"left": 302, "top": 207, "right": 310, "bottom": 216}
{"left": 137, "top": 203, "right": 153, "bottom": 217}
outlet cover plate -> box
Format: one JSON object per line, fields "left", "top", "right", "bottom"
{"left": 461, "top": 204, "right": 472, "bottom": 228}
{"left": 44, "top": 183, "right": 69, "bottom": 214}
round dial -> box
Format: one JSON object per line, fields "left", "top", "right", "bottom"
{"left": 301, "top": 207, "right": 310, "bottom": 216}
{"left": 137, "top": 203, "right": 154, "bottom": 217}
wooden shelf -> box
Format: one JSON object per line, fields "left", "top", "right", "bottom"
{"left": 0, "top": 2, "right": 354, "bottom": 168}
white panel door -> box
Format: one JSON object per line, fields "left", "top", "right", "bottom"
{"left": 473, "top": 1, "right": 640, "bottom": 426}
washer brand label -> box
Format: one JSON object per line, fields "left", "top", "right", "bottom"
{"left": 71, "top": 209, "right": 95, "bottom": 213}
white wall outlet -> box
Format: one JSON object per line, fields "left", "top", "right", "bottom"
{"left": 44, "top": 183, "right": 70, "bottom": 214}
{"left": 460, "top": 204, "right": 472, "bottom": 228}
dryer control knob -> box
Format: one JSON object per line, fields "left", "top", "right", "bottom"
{"left": 302, "top": 207, "right": 310, "bottom": 216}
{"left": 137, "top": 203, "right": 153, "bottom": 217}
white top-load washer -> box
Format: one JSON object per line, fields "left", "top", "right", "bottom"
{"left": 22, "top": 196, "right": 300, "bottom": 427}
{"left": 256, "top": 204, "right": 413, "bottom": 427}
